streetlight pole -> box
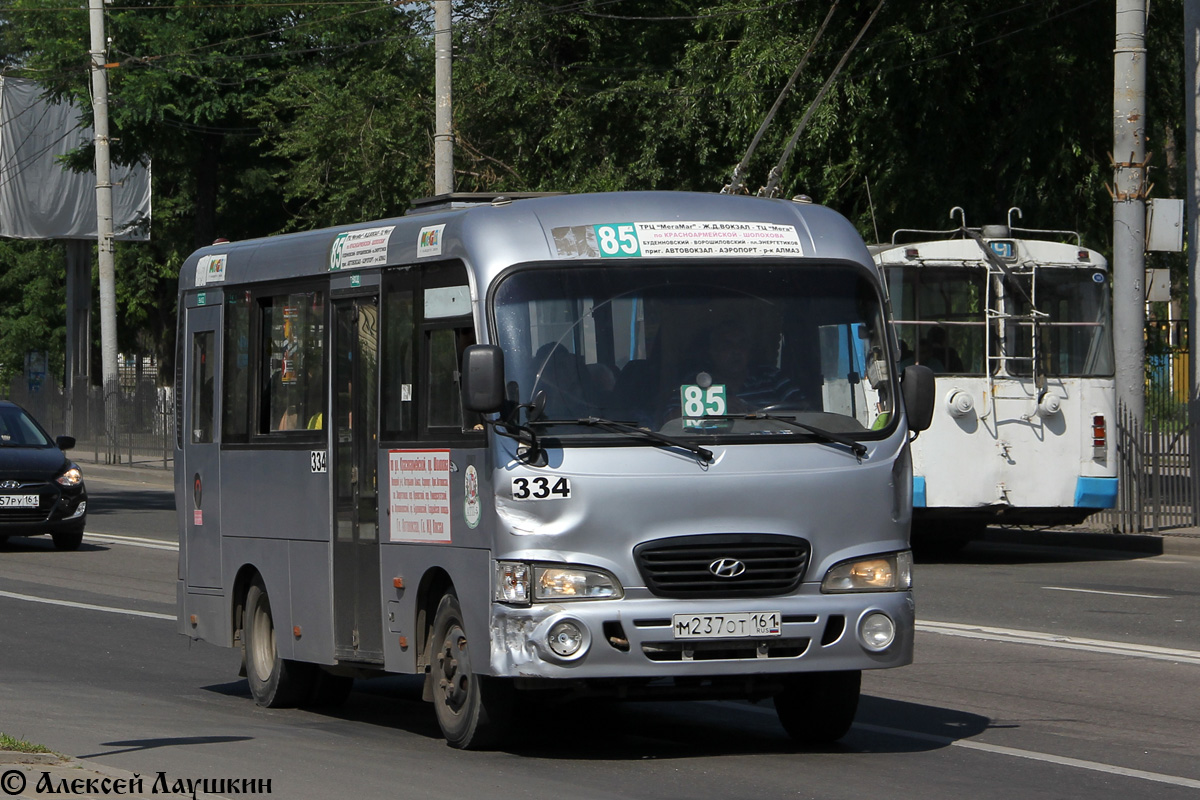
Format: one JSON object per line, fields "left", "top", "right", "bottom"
{"left": 1113, "top": 0, "right": 1148, "bottom": 425}
{"left": 434, "top": 0, "right": 454, "bottom": 195}
{"left": 89, "top": 0, "right": 119, "bottom": 459}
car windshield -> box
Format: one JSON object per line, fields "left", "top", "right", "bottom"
{"left": 0, "top": 406, "right": 54, "bottom": 447}
{"left": 492, "top": 262, "right": 895, "bottom": 439}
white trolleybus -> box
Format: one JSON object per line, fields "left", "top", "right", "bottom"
{"left": 175, "top": 191, "right": 934, "bottom": 749}
{"left": 872, "top": 209, "right": 1117, "bottom": 546}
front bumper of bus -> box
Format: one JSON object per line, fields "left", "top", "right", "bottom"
{"left": 488, "top": 589, "right": 914, "bottom": 680}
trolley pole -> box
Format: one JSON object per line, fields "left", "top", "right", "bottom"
{"left": 434, "top": 0, "right": 454, "bottom": 195}
{"left": 89, "top": 0, "right": 120, "bottom": 459}
{"left": 1113, "top": 0, "right": 1148, "bottom": 425}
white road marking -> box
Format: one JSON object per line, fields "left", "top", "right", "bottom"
{"left": 1043, "top": 585, "right": 1168, "bottom": 599}
{"left": 918, "top": 620, "right": 1200, "bottom": 666}
{"left": 854, "top": 723, "right": 1200, "bottom": 790}
{"left": 727, "top": 704, "right": 1200, "bottom": 789}
{"left": 84, "top": 532, "right": 178, "bottom": 551}
{"left": 0, "top": 589, "right": 173, "bottom": 620}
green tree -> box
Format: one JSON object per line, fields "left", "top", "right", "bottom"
{"left": 0, "top": 239, "right": 66, "bottom": 387}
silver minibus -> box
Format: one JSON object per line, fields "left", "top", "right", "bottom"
{"left": 175, "top": 191, "right": 934, "bottom": 749}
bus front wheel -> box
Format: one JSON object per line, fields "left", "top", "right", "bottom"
{"left": 430, "top": 591, "right": 514, "bottom": 749}
{"left": 774, "top": 670, "right": 861, "bottom": 746}
{"left": 244, "top": 578, "right": 316, "bottom": 708}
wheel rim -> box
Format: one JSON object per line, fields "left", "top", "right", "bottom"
{"left": 436, "top": 622, "right": 472, "bottom": 716}
{"left": 249, "top": 594, "right": 276, "bottom": 681}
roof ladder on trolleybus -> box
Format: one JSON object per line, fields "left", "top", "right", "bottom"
{"left": 980, "top": 250, "right": 1047, "bottom": 412}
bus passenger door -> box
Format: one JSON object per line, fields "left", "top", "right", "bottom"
{"left": 332, "top": 295, "right": 383, "bottom": 662}
{"left": 182, "top": 301, "right": 222, "bottom": 589}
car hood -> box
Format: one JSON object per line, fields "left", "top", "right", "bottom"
{"left": 0, "top": 446, "right": 71, "bottom": 482}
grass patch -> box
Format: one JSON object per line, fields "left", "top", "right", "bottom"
{"left": 0, "top": 733, "right": 51, "bottom": 754}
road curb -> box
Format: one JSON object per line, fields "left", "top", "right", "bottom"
{"left": 979, "top": 527, "right": 1200, "bottom": 557}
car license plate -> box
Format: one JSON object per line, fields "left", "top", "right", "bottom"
{"left": 0, "top": 495, "right": 38, "bottom": 508}
{"left": 673, "top": 612, "right": 782, "bottom": 639}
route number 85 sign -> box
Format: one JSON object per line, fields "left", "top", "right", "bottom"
{"left": 594, "top": 223, "right": 642, "bottom": 257}
{"left": 682, "top": 384, "right": 727, "bottom": 418}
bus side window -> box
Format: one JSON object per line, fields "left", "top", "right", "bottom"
{"left": 191, "top": 331, "right": 216, "bottom": 444}
{"left": 426, "top": 326, "right": 476, "bottom": 430}
{"left": 222, "top": 290, "right": 252, "bottom": 442}
{"left": 382, "top": 287, "right": 415, "bottom": 437}
{"left": 258, "top": 290, "right": 325, "bottom": 434}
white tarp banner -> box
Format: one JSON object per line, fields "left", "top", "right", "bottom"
{"left": 0, "top": 77, "right": 151, "bottom": 241}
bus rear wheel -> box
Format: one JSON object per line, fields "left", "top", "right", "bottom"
{"left": 774, "top": 670, "right": 861, "bottom": 746}
{"left": 244, "top": 578, "right": 316, "bottom": 708}
{"left": 430, "top": 591, "right": 514, "bottom": 750}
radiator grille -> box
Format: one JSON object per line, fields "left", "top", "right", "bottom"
{"left": 634, "top": 534, "right": 810, "bottom": 598}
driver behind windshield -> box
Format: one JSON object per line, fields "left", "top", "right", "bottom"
{"left": 685, "top": 320, "right": 810, "bottom": 414}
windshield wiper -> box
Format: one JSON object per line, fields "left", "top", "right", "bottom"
{"left": 534, "top": 416, "right": 714, "bottom": 463}
{"left": 701, "top": 412, "right": 868, "bottom": 458}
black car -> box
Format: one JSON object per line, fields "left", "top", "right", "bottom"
{"left": 0, "top": 400, "right": 87, "bottom": 550}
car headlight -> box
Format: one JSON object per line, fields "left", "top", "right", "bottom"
{"left": 821, "top": 551, "right": 912, "bottom": 593}
{"left": 56, "top": 467, "right": 83, "bottom": 487}
{"left": 534, "top": 565, "right": 623, "bottom": 601}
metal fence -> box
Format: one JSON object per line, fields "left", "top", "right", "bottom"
{"left": 3, "top": 376, "right": 174, "bottom": 470}
{"left": 1092, "top": 398, "right": 1200, "bottom": 534}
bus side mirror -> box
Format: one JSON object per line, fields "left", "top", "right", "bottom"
{"left": 902, "top": 365, "right": 935, "bottom": 433}
{"left": 461, "top": 345, "right": 506, "bottom": 413}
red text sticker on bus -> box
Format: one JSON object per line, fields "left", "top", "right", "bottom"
{"left": 388, "top": 450, "right": 452, "bottom": 543}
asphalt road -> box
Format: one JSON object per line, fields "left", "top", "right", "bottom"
{"left": 0, "top": 473, "right": 1197, "bottom": 799}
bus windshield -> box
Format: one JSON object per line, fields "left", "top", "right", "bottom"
{"left": 492, "top": 262, "right": 895, "bottom": 438}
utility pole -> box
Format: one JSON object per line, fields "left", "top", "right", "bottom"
{"left": 89, "top": 0, "right": 119, "bottom": 458}
{"left": 434, "top": 0, "right": 454, "bottom": 195}
{"left": 1113, "top": 0, "right": 1148, "bottom": 424}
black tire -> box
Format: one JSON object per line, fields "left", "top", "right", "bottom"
{"left": 243, "top": 578, "right": 317, "bottom": 708}
{"left": 774, "top": 670, "right": 861, "bottom": 746}
{"left": 51, "top": 528, "right": 84, "bottom": 551}
{"left": 305, "top": 671, "right": 354, "bottom": 708}
{"left": 430, "top": 591, "right": 515, "bottom": 749}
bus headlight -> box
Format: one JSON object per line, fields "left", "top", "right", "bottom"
{"left": 495, "top": 562, "right": 624, "bottom": 604}
{"left": 534, "top": 566, "right": 623, "bottom": 601}
{"left": 821, "top": 552, "right": 912, "bottom": 593}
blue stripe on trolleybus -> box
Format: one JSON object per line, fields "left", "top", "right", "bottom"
{"left": 913, "top": 476, "right": 927, "bottom": 508}
{"left": 1075, "top": 477, "right": 1118, "bottom": 508}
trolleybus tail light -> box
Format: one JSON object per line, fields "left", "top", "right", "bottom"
{"left": 1092, "top": 415, "right": 1107, "bottom": 458}
{"left": 904, "top": 248, "right": 920, "bottom": 260}
{"left": 1078, "top": 250, "right": 1091, "bottom": 262}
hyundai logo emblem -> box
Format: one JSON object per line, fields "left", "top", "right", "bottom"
{"left": 0, "top": 480, "right": 19, "bottom": 490}
{"left": 709, "top": 558, "right": 746, "bottom": 578}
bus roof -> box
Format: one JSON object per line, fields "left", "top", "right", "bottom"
{"left": 178, "top": 191, "right": 874, "bottom": 294}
